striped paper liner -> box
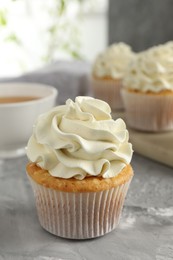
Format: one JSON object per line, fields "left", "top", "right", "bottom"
{"left": 29, "top": 177, "right": 132, "bottom": 239}
{"left": 91, "top": 77, "right": 124, "bottom": 111}
{"left": 121, "top": 89, "right": 173, "bottom": 132}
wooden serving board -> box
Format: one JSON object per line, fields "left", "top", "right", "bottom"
{"left": 112, "top": 112, "right": 173, "bottom": 168}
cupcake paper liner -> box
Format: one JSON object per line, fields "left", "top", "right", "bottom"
{"left": 29, "top": 176, "right": 132, "bottom": 239}
{"left": 121, "top": 89, "right": 173, "bottom": 132}
{"left": 91, "top": 77, "right": 124, "bottom": 111}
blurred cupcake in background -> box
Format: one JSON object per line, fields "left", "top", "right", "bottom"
{"left": 122, "top": 41, "right": 173, "bottom": 132}
{"left": 91, "top": 42, "right": 135, "bottom": 111}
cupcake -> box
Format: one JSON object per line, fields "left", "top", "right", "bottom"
{"left": 26, "top": 96, "right": 133, "bottom": 239}
{"left": 91, "top": 42, "right": 135, "bottom": 111}
{"left": 122, "top": 42, "right": 173, "bottom": 132}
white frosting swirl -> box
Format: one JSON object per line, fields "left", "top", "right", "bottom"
{"left": 92, "top": 42, "right": 135, "bottom": 79}
{"left": 123, "top": 41, "right": 173, "bottom": 92}
{"left": 27, "top": 97, "right": 133, "bottom": 180}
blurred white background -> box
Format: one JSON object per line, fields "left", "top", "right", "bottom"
{"left": 0, "top": 0, "right": 108, "bottom": 77}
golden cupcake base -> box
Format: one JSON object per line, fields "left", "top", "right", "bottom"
{"left": 26, "top": 163, "right": 133, "bottom": 239}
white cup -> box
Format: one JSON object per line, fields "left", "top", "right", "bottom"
{"left": 0, "top": 82, "right": 58, "bottom": 158}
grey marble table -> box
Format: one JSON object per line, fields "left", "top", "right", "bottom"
{"left": 0, "top": 153, "right": 173, "bottom": 260}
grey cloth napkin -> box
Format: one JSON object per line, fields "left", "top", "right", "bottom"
{"left": 0, "top": 60, "right": 93, "bottom": 105}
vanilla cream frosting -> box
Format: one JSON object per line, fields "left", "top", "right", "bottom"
{"left": 123, "top": 41, "right": 173, "bottom": 92}
{"left": 92, "top": 42, "right": 134, "bottom": 79}
{"left": 27, "top": 97, "right": 133, "bottom": 180}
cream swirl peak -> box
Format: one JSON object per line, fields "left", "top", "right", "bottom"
{"left": 92, "top": 42, "right": 134, "bottom": 79}
{"left": 27, "top": 97, "right": 133, "bottom": 180}
{"left": 123, "top": 41, "right": 173, "bottom": 92}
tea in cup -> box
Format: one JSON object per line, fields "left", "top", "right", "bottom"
{"left": 0, "top": 82, "right": 58, "bottom": 158}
